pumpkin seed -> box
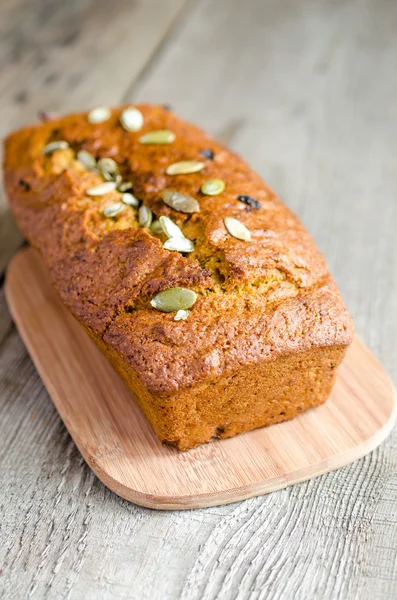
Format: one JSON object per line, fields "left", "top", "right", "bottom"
{"left": 150, "top": 220, "right": 163, "bottom": 235}
{"left": 101, "top": 170, "right": 113, "bottom": 181}
{"left": 121, "top": 192, "right": 139, "bottom": 207}
{"left": 77, "top": 150, "right": 96, "bottom": 170}
{"left": 201, "top": 178, "right": 225, "bottom": 196}
{"left": 43, "top": 140, "right": 69, "bottom": 155}
{"left": 103, "top": 172, "right": 121, "bottom": 183}
{"left": 174, "top": 309, "right": 189, "bottom": 321}
{"left": 138, "top": 205, "right": 153, "bottom": 228}
{"left": 166, "top": 161, "right": 204, "bottom": 176}
{"left": 87, "top": 107, "right": 111, "bottom": 124}
{"left": 139, "top": 130, "right": 176, "bottom": 144}
{"left": 159, "top": 215, "right": 184, "bottom": 239}
{"left": 120, "top": 107, "right": 144, "bottom": 132}
{"left": 87, "top": 181, "right": 117, "bottom": 196}
{"left": 150, "top": 288, "right": 197, "bottom": 312}
{"left": 98, "top": 157, "right": 119, "bottom": 177}
{"left": 163, "top": 237, "right": 194, "bottom": 253}
{"left": 162, "top": 190, "right": 200, "bottom": 214}
{"left": 118, "top": 181, "right": 133, "bottom": 192}
{"left": 103, "top": 203, "right": 124, "bottom": 218}
{"left": 224, "top": 217, "right": 251, "bottom": 241}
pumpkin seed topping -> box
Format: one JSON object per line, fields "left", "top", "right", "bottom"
{"left": 163, "top": 237, "right": 194, "bottom": 253}
{"left": 159, "top": 215, "right": 184, "bottom": 239}
{"left": 139, "top": 130, "right": 175, "bottom": 144}
{"left": 121, "top": 192, "right": 139, "bottom": 207}
{"left": 150, "top": 220, "right": 163, "bottom": 235}
{"left": 174, "top": 309, "right": 189, "bottom": 321}
{"left": 138, "top": 205, "right": 153, "bottom": 228}
{"left": 166, "top": 160, "right": 204, "bottom": 176}
{"left": 77, "top": 150, "right": 96, "bottom": 170}
{"left": 150, "top": 288, "right": 197, "bottom": 312}
{"left": 224, "top": 217, "right": 251, "bottom": 241}
{"left": 102, "top": 170, "right": 115, "bottom": 181}
{"left": 98, "top": 157, "right": 119, "bottom": 177}
{"left": 201, "top": 178, "right": 225, "bottom": 196}
{"left": 118, "top": 181, "right": 133, "bottom": 192}
{"left": 162, "top": 190, "right": 200, "bottom": 214}
{"left": 87, "top": 107, "right": 111, "bottom": 124}
{"left": 120, "top": 107, "right": 144, "bottom": 132}
{"left": 103, "top": 203, "right": 125, "bottom": 218}
{"left": 87, "top": 181, "right": 117, "bottom": 196}
{"left": 237, "top": 195, "right": 261, "bottom": 210}
{"left": 43, "top": 140, "right": 69, "bottom": 155}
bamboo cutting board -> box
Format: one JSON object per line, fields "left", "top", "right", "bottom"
{"left": 5, "top": 248, "right": 396, "bottom": 510}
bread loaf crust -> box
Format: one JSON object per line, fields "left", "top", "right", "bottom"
{"left": 4, "top": 104, "right": 353, "bottom": 449}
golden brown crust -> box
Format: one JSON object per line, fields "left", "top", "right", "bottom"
{"left": 4, "top": 104, "right": 354, "bottom": 449}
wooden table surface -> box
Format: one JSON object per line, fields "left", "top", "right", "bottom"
{"left": 1, "top": 0, "right": 396, "bottom": 598}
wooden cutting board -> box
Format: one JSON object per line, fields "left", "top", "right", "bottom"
{"left": 5, "top": 248, "right": 396, "bottom": 510}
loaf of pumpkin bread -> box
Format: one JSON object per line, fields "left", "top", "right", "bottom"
{"left": 4, "top": 104, "right": 353, "bottom": 450}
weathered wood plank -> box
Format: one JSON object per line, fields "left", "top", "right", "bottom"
{"left": 0, "top": 0, "right": 188, "bottom": 273}
{"left": 1, "top": 0, "right": 396, "bottom": 598}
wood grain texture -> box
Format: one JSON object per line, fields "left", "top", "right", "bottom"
{"left": 1, "top": 0, "right": 397, "bottom": 597}
{"left": 6, "top": 248, "right": 396, "bottom": 510}
{"left": 0, "top": 0, "right": 188, "bottom": 273}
